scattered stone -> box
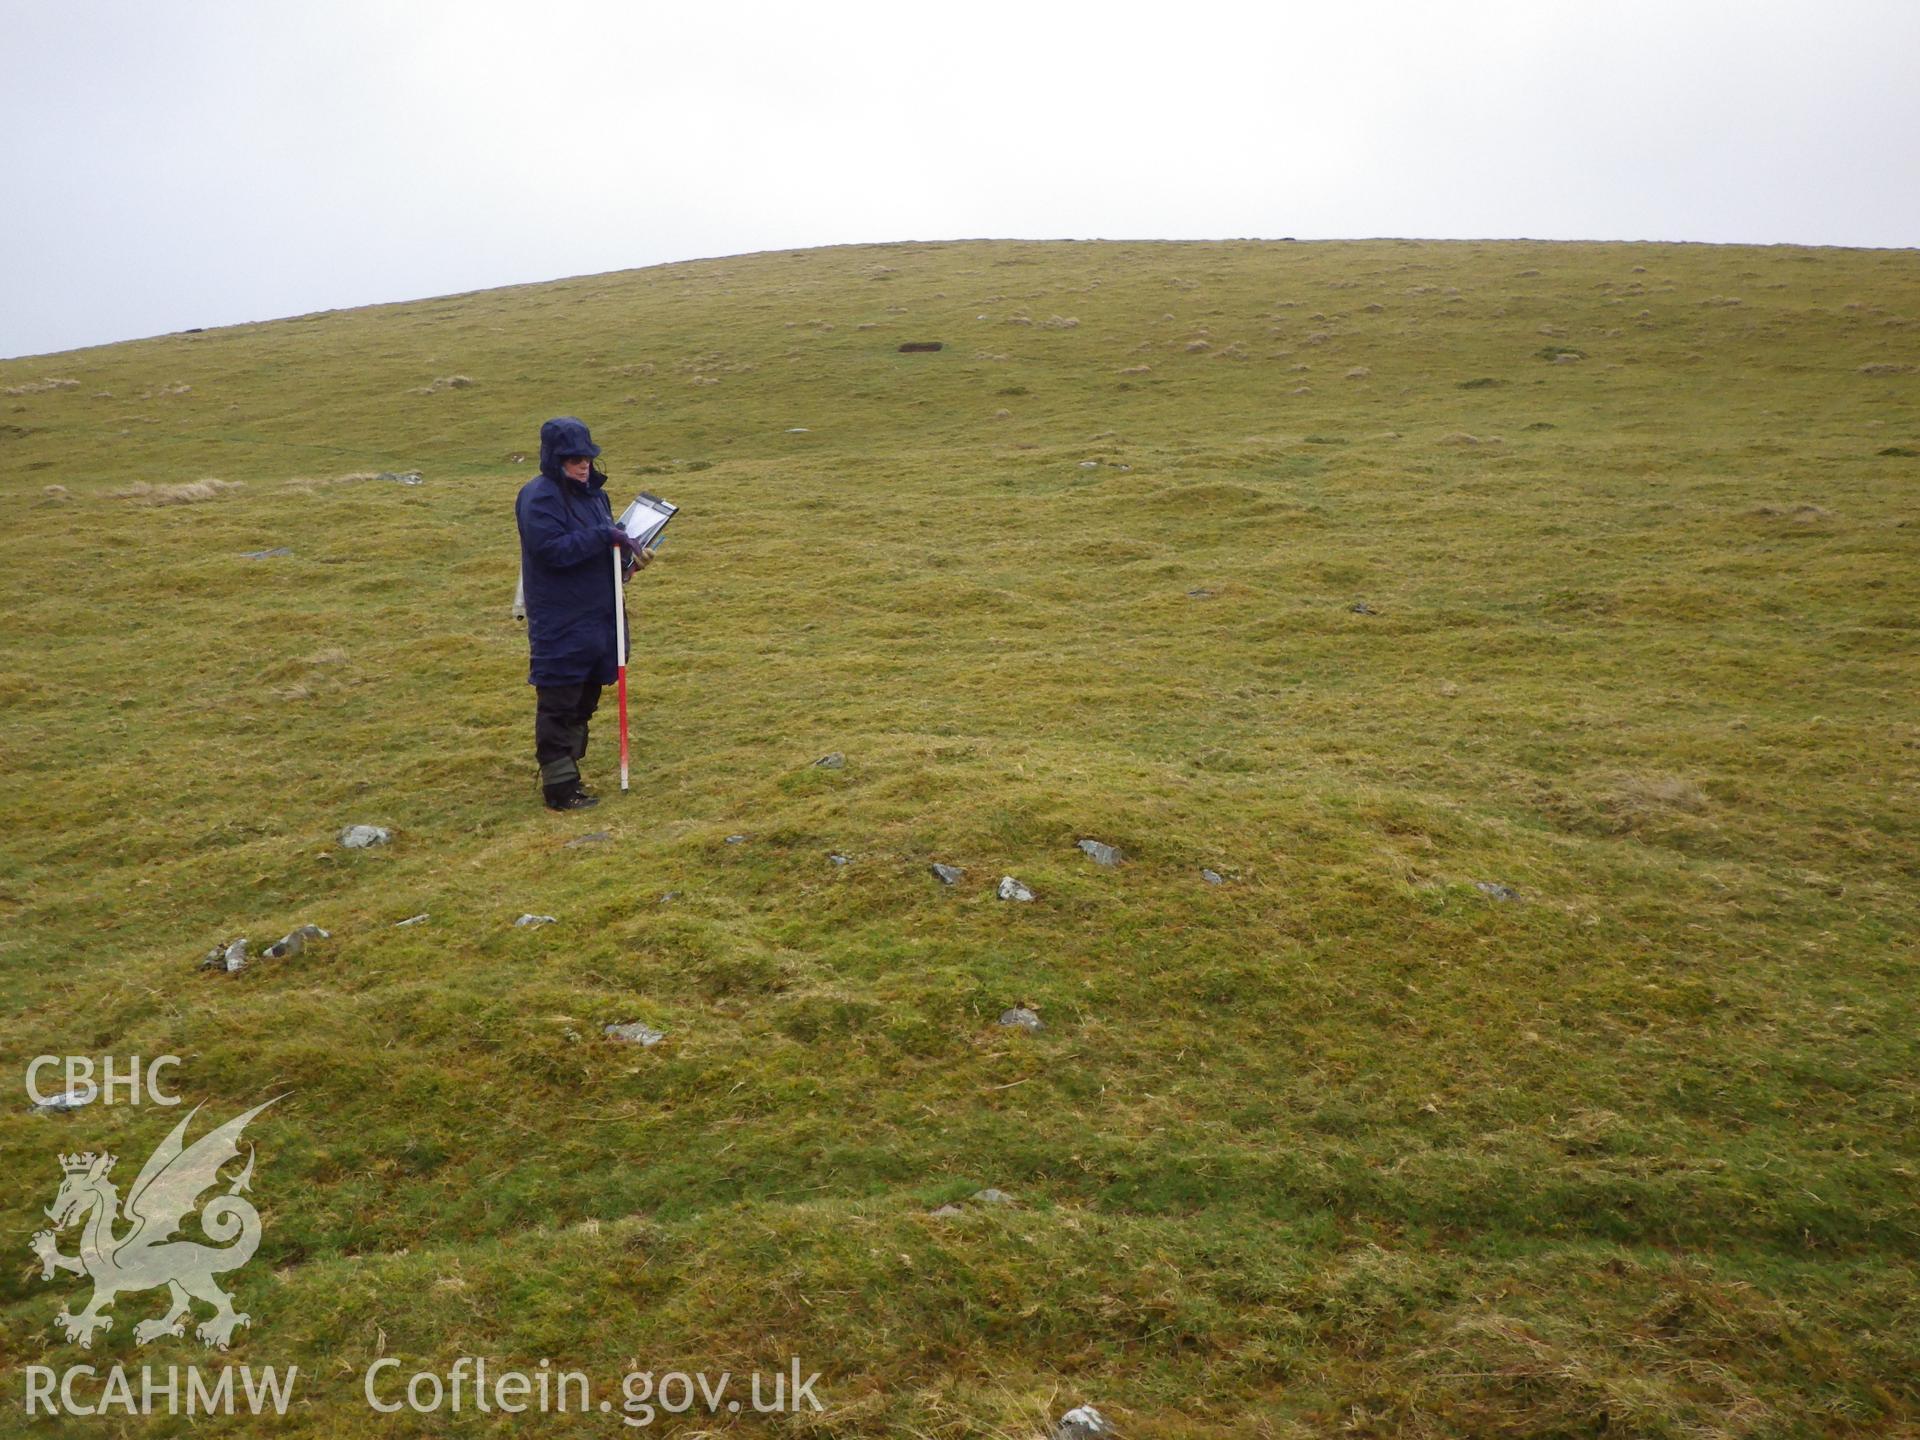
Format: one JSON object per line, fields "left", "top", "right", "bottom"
{"left": 514, "top": 914, "right": 558, "bottom": 927}
{"left": 1345, "top": 366, "right": 1372, "bottom": 379}
{"left": 339, "top": 824, "right": 390, "bottom": 849}
{"left": 1055, "top": 1404, "right": 1116, "bottom": 1440}
{"left": 660, "top": 892, "right": 679, "bottom": 904}
{"left": 241, "top": 547, "right": 293, "bottom": 560}
{"left": 1350, "top": 601, "right": 1377, "bottom": 615}
{"left": 1076, "top": 839, "right": 1122, "bottom": 867}
{"left": 565, "top": 831, "right": 612, "bottom": 847}
{"left": 263, "top": 923, "right": 328, "bottom": 960}
{"left": 603, "top": 1021, "right": 666, "bottom": 1047}
{"left": 785, "top": 426, "right": 810, "bottom": 433}
{"left": 34, "top": 1088, "right": 96, "bottom": 1115}
{"left": 829, "top": 853, "right": 851, "bottom": 866}
{"left": 1201, "top": 869, "right": 1224, "bottom": 885}
{"left": 897, "top": 341, "right": 944, "bottom": 353}
{"left": 725, "top": 834, "right": 746, "bottom": 845}
{"left": 997, "top": 876, "right": 1035, "bottom": 902}
{"left": 1078, "top": 460, "right": 1100, "bottom": 469}
{"left": 930, "top": 863, "right": 965, "bottom": 886}
{"left": 998, "top": 1007, "right": 1043, "bottom": 1031}
{"left": 375, "top": 470, "right": 424, "bottom": 485}
{"left": 813, "top": 751, "right": 845, "bottom": 769}
{"left": 929, "top": 1204, "right": 965, "bottom": 1218}
{"left": 394, "top": 913, "right": 429, "bottom": 927}
{"left": 972, "top": 1188, "right": 1017, "bottom": 1206}
{"left": 1475, "top": 881, "right": 1518, "bottom": 902}
{"left": 199, "top": 937, "right": 249, "bottom": 974}
{"left": 1186, "top": 587, "right": 1216, "bottom": 599}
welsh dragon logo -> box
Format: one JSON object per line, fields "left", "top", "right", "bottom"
{"left": 30, "top": 1098, "right": 280, "bottom": 1350}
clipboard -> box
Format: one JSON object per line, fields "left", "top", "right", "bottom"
{"left": 617, "top": 493, "right": 678, "bottom": 553}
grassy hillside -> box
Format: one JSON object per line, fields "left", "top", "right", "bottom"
{"left": 1, "top": 238, "right": 1917, "bottom": 1437}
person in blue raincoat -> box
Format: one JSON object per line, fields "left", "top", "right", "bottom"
{"left": 514, "top": 416, "right": 655, "bottom": 810}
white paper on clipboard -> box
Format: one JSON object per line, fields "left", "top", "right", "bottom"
{"left": 617, "top": 493, "right": 677, "bottom": 552}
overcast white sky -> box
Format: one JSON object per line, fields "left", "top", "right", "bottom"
{"left": 3, "top": 0, "right": 1916, "bottom": 359}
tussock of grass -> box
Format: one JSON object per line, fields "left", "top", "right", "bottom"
{"left": 1, "top": 237, "right": 1917, "bottom": 1437}
{"left": 111, "top": 476, "right": 244, "bottom": 504}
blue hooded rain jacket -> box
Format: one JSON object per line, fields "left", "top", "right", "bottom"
{"left": 515, "top": 417, "right": 628, "bottom": 686}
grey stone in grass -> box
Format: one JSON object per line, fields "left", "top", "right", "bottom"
{"left": 1076, "top": 839, "right": 1122, "bottom": 867}
{"left": 514, "top": 914, "right": 557, "bottom": 927}
{"left": 725, "top": 834, "right": 746, "bottom": 844}
{"left": 930, "top": 863, "right": 965, "bottom": 886}
{"left": 998, "top": 1007, "right": 1043, "bottom": 1032}
{"left": 1475, "top": 881, "right": 1518, "bottom": 902}
{"left": 813, "top": 751, "right": 845, "bottom": 769}
{"left": 1201, "top": 868, "right": 1225, "bottom": 885}
{"left": 997, "top": 876, "right": 1034, "bottom": 902}
{"left": 1078, "top": 460, "right": 1100, "bottom": 468}
{"left": 263, "top": 923, "right": 328, "bottom": 960}
{"left": 34, "top": 1088, "right": 96, "bottom": 1115}
{"left": 972, "top": 1188, "right": 1016, "bottom": 1206}
{"left": 1350, "top": 601, "right": 1377, "bottom": 615}
{"left": 376, "top": 470, "right": 424, "bottom": 485}
{"left": 1054, "top": 1404, "right": 1116, "bottom": 1440}
{"left": 241, "top": 547, "right": 292, "bottom": 560}
{"left": 394, "top": 913, "right": 430, "bottom": 927}
{"left": 1186, "top": 587, "right": 1216, "bottom": 598}
{"left": 339, "top": 824, "right": 390, "bottom": 849}
{"left": 829, "top": 853, "right": 850, "bottom": 866}
{"left": 785, "top": 427, "right": 810, "bottom": 433}
{"left": 603, "top": 1021, "right": 665, "bottom": 1047}
{"left": 200, "top": 937, "right": 249, "bottom": 973}
{"left": 929, "top": 1204, "right": 964, "bottom": 1218}
{"left": 565, "top": 831, "right": 612, "bottom": 847}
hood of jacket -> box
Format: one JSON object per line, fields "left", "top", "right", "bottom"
{"left": 538, "top": 416, "right": 604, "bottom": 481}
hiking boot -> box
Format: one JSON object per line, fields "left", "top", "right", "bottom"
{"left": 543, "top": 784, "right": 599, "bottom": 812}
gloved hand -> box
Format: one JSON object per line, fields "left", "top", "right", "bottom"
{"left": 605, "top": 526, "right": 636, "bottom": 556}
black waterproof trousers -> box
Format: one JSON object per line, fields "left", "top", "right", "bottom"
{"left": 535, "top": 681, "right": 603, "bottom": 793}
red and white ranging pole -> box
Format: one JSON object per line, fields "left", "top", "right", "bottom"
{"left": 613, "top": 547, "right": 630, "bottom": 792}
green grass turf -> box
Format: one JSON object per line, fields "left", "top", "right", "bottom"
{"left": 0, "top": 238, "right": 1916, "bottom": 1436}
